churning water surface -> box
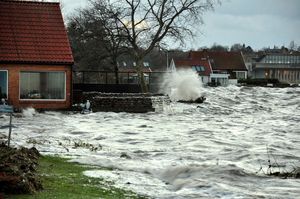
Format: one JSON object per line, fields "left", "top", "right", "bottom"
{"left": 1, "top": 86, "right": 300, "bottom": 199}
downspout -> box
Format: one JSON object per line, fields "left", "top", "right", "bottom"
{"left": 70, "top": 64, "right": 73, "bottom": 109}
{"left": 208, "top": 58, "right": 213, "bottom": 83}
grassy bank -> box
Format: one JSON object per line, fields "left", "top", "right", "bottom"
{"left": 6, "top": 155, "right": 147, "bottom": 199}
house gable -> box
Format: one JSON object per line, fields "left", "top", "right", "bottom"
{"left": 0, "top": 1, "right": 73, "bottom": 109}
{"left": 0, "top": 0, "right": 74, "bottom": 65}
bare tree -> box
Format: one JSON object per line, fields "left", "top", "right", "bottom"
{"left": 67, "top": 13, "right": 111, "bottom": 71}
{"left": 85, "top": 1, "right": 129, "bottom": 83}
{"left": 68, "top": 1, "right": 128, "bottom": 83}
{"left": 210, "top": 43, "right": 228, "bottom": 52}
{"left": 230, "top": 43, "right": 243, "bottom": 52}
{"left": 89, "top": 0, "right": 218, "bottom": 92}
{"left": 289, "top": 40, "right": 298, "bottom": 51}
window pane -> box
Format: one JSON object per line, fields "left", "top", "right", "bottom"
{"left": 0, "top": 71, "right": 8, "bottom": 99}
{"left": 236, "top": 72, "right": 246, "bottom": 79}
{"left": 20, "top": 72, "right": 65, "bottom": 100}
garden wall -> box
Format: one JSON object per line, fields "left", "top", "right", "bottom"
{"left": 78, "top": 92, "right": 170, "bottom": 113}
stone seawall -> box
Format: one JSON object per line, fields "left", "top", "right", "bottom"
{"left": 78, "top": 92, "right": 170, "bottom": 113}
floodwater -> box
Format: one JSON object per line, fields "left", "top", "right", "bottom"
{"left": 1, "top": 86, "right": 300, "bottom": 198}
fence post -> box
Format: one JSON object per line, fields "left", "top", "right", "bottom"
{"left": 105, "top": 72, "right": 108, "bottom": 84}
{"left": 8, "top": 113, "right": 12, "bottom": 147}
{"left": 82, "top": 72, "right": 85, "bottom": 84}
{"left": 0, "top": 105, "right": 14, "bottom": 147}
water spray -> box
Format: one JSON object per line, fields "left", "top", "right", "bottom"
{"left": 160, "top": 69, "right": 205, "bottom": 102}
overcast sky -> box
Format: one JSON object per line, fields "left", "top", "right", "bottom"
{"left": 61, "top": 0, "right": 300, "bottom": 50}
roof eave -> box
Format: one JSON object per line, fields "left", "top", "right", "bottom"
{"left": 0, "top": 60, "right": 74, "bottom": 66}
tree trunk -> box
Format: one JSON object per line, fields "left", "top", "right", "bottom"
{"left": 136, "top": 59, "right": 148, "bottom": 93}
{"left": 112, "top": 60, "right": 119, "bottom": 84}
{"left": 114, "top": 66, "right": 119, "bottom": 85}
{"left": 139, "top": 70, "right": 148, "bottom": 93}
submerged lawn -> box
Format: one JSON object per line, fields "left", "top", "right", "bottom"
{"left": 7, "top": 155, "right": 147, "bottom": 199}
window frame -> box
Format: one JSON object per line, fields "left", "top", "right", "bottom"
{"left": 19, "top": 71, "right": 66, "bottom": 101}
{"left": 192, "top": 65, "right": 206, "bottom": 72}
{"left": 0, "top": 70, "right": 8, "bottom": 99}
{"left": 235, "top": 71, "right": 247, "bottom": 79}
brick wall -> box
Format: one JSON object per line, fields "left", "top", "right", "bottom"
{"left": 0, "top": 63, "right": 72, "bottom": 110}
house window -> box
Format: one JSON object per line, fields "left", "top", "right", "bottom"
{"left": 236, "top": 71, "right": 246, "bottom": 79}
{"left": 192, "top": 66, "right": 205, "bottom": 72}
{"left": 20, "top": 72, "right": 65, "bottom": 100}
{"left": 0, "top": 70, "right": 8, "bottom": 99}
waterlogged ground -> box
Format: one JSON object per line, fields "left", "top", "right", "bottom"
{"left": 1, "top": 86, "right": 300, "bottom": 198}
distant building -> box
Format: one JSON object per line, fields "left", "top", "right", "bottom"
{"left": 172, "top": 50, "right": 247, "bottom": 85}
{"left": 242, "top": 53, "right": 260, "bottom": 78}
{"left": 118, "top": 61, "right": 152, "bottom": 84}
{"left": 172, "top": 58, "right": 212, "bottom": 84}
{"left": 0, "top": 1, "right": 74, "bottom": 109}
{"left": 253, "top": 54, "right": 300, "bottom": 83}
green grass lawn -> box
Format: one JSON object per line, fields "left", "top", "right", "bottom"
{"left": 6, "top": 155, "right": 147, "bottom": 199}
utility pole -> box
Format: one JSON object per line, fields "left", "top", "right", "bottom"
{"left": 0, "top": 103, "right": 14, "bottom": 147}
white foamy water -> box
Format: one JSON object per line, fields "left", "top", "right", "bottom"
{"left": 161, "top": 69, "right": 204, "bottom": 101}
{"left": 1, "top": 86, "right": 300, "bottom": 198}
{"left": 22, "top": 107, "right": 37, "bottom": 117}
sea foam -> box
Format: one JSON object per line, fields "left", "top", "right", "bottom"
{"left": 160, "top": 69, "right": 204, "bottom": 101}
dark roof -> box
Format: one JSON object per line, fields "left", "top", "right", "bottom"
{"left": 0, "top": 0, "right": 74, "bottom": 64}
{"left": 189, "top": 51, "right": 247, "bottom": 71}
{"left": 174, "top": 59, "right": 212, "bottom": 76}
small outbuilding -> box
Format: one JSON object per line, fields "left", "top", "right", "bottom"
{"left": 0, "top": 0, "right": 74, "bottom": 110}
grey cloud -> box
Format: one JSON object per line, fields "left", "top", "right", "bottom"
{"left": 60, "top": 0, "right": 300, "bottom": 49}
{"left": 217, "top": 0, "right": 300, "bottom": 19}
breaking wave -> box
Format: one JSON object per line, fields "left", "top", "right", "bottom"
{"left": 4, "top": 86, "right": 300, "bottom": 198}
{"left": 160, "top": 69, "right": 204, "bottom": 101}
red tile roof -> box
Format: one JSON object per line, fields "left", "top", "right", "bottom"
{"left": 0, "top": 0, "right": 74, "bottom": 64}
{"left": 189, "top": 51, "right": 247, "bottom": 71}
{"left": 174, "top": 59, "right": 212, "bottom": 76}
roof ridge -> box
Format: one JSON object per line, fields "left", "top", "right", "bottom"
{"left": 0, "top": 0, "right": 73, "bottom": 64}
{"left": 0, "top": 0, "right": 59, "bottom": 5}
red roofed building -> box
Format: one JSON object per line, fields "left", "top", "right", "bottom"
{"left": 171, "top": 50, "right": 247, "bottom": 85}
{"left": 0, "top": 0, "right": 74, "bottom": 109}
{"left": 172, "top": 58, "right": 212, "bottom": 84}
{"left": 189, "top": 51, "right": 248, "bottom": 80}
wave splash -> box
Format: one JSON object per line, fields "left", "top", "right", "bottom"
{"left": 22, "top": 107, "right": 37, "bottom": 117}
{"left": 160, "top": 69, "right": 204, "bottom": 102}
